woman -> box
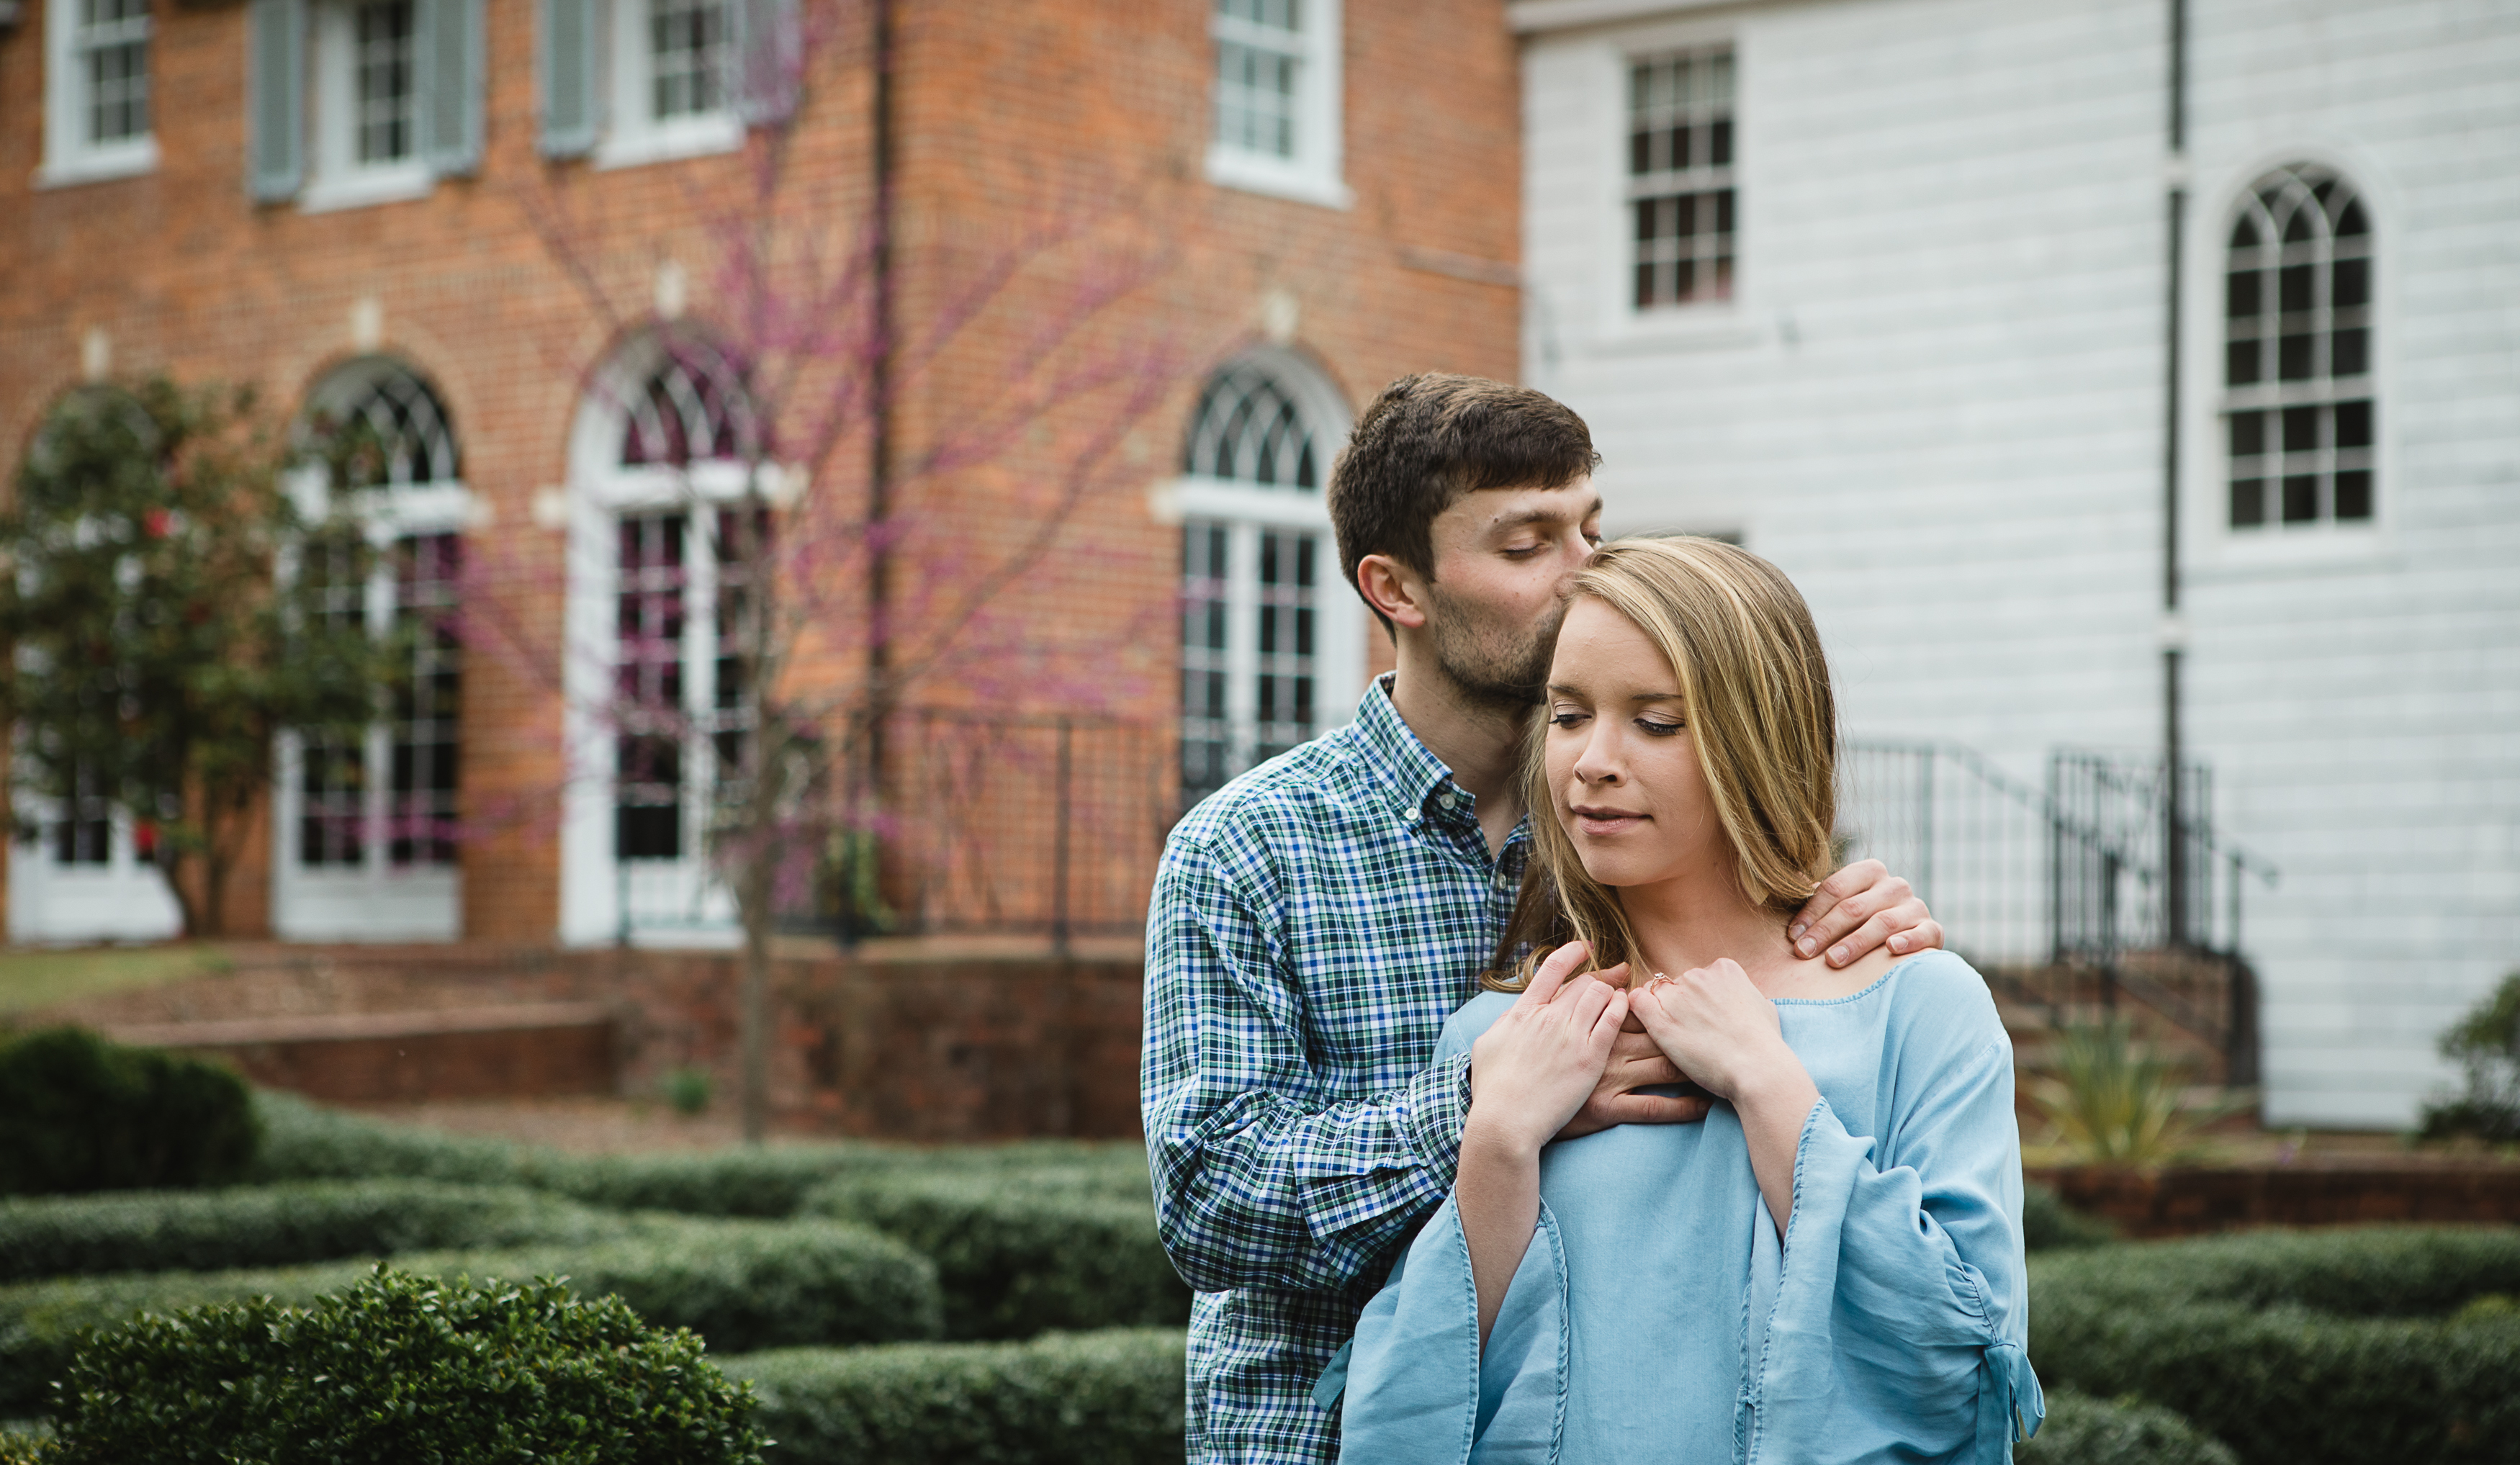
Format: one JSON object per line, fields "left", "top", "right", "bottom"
{"left": 1336, "top": 537, "right": 2041, "bottom": 1464}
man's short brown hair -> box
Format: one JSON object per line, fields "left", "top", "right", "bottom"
{"left": 1327, "top": 374, "right": 1601, "bottom": 631}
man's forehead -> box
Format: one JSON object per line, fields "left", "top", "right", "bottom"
{"left": 1443, "top": 477, "right": 1602, "bottom": 529}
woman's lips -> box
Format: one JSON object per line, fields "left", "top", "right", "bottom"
{"left": 1570, "top": 808, "right": 1647, "bottom": 836}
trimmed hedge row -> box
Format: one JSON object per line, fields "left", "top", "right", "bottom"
{"left": 30, "top": 1270, "right": 765, "bottom": 1464}
{"left": 804, "top": 1173, "right": 1187, "bottom": 1340}
{"left": 248, "top": 1092, "right": 1151, "bottom": 1218}
{"left": 2029, "top": 1227, "right": 2520, "bottom": 1465}
{"left": 0, "top": 1217, "right": 940, "bottom": 1415}
{"left": 725, "top": 1327, "right": 1185, "bottom": 1465}
{"left": 0, "top": 1181, "right": 629, "bottom": 1282}
{"left": 0, "top": 1029, "right": 261, "bottom": 1199}
{"left": 2015, "top": 1389, "right": 2237, "bottom": 1465}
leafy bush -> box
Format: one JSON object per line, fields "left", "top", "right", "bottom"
{"left": 2022, "top": 1181, "right": 2114, "bottom": 1251}
{"left": 0, "top": 1216, "right": 940, "bottom": 1415}
{"left": 2421, "top": 971, "right": 2520, "bottom": 1142}
{"left": 726, "top": 1327, "right": 1185, "bottom": 1465}
{"left": 0, "top": 1029, "right": 259, "bottom": 1197}
{"left": 0, "top": 1432, "right": 49, "bottom": 1465}
{"left": 2016, "top": 1389, "right": 2236, "bottom": 1465}
{"left": 0, "top": 1180, "right": 629, "bottom": 1281}
{"left": 39, "top": 1268, "right": 764, "bottom": 1464}
{"left": 2030, "top": 1227, "right": 2520, "bottom": 1465}
{"left": 803, "top": 1170, "right": 1186, "bottom": 1340}
{"left": 248, "top": 1090, "right": 1151, "bottom": 1217}
{"left": 2025, "top": 1022, "right": 2234, "bottom": 1167}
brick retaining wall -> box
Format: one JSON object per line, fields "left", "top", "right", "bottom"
{"left": 2031, "top": 1162, "right": 2520, "bottom": 1236}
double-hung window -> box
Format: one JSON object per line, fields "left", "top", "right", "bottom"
{"left": 246, "top": 0, "right": 482, "bottom": 207}
{"left": 40, "top": 0, "right": 156, "bottom": 186}
{"left": 1206, "top": 0, "right": 1346, "bottom": 207}
{"left": 1626, "top": 47, "right": 1736, "bottom": 310}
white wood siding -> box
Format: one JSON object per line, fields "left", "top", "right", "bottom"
{"left": 1520, "top": 0, "right": 2520, "bottom": 1125}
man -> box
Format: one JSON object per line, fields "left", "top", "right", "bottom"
{"left": 1143, "top": 375, "right": 1940, "bottom": 1465}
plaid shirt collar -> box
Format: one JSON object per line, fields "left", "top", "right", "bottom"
{"left": 1350, "top": 672, "right": 1521, "bottom": 855}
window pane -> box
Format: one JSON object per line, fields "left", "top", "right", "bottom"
{"left": 2332, "top": 256, "right": 2370, "bottom": 310}
{"left": 2229, "top": 479, "right": 2266, "bottom": 528}
{"left": 2334, "top": 400, "right": 2372, "bottom": 450}
{"left": 2225, "top": 269, "right": 2259, "bottom": 320}
{"left": 2334, "top": 470, "right": 2372, "bottom": 520}
{"left": 2331, "top": 327, "right": 2368, "bottom": 378}
{"left": 2281, "top": 474, "right": 2318, "bottom": 523}
{"left": 652, "top": 0, "right": 727, "bottom": 120}
{"left": 1627, "top": 48, "right": 1735, "bottom": 310}
{"left": 2229, "top": 410, "right": 2267, "bottom": 461}
{"left": 355, "top": 0, "right": 417, "bottom": 163}
{"left": 2281, "top": 405, "right": 2319, "bottom": 454}
{"left": 391, "top": 532, "right": 462, "bottom": 866}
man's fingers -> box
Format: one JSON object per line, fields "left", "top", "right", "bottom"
{"left": 1591, "top": 1092, "right": 1711, "bottom": 1127}
{"left": 1568, "top": 975, "right": 1615, "bottom": 1027}
{"left": 1608, "top": 1052, "right": 1683, "bottom": 1087}
{"left": 1789, "top": 857, "right": 1881, "bottom": 937}
{"left": 1886, "top": 915, "right": 1945, "bottom": 957}
{"left": 1823, "top": 896, "right": 1934, "bottom": 966}
{"left": 1590, "top": 989, "right": 1630, "bottom": 1045}
{"left": 1793, "top": 872, "right": 1912, "bottom": 958}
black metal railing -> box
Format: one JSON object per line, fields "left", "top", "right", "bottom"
{"left": 1836, "top": 739, "right": 2277, "bottom": 1083}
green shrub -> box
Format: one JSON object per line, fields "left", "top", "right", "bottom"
{"left": 2421, "top": 971, "right": 2520, "bottom": 1142}
{"left": 248, "top": 1090, "right": 1152, "bottom": 1218}
{"left": 804, "top": 1171, "right": 1187, "bottom": 1339}
{"left": 40, "top": 1268, "right": 764, "bottom": 1464}
{"left": 726, "top": 1327, "right": 1185, "bottom": 1465}
{"left": 0, "top": 1029, "right": 259, "bottom": 1197}
{"left": 0, "top": 1217, "right": 941, "bottom": 1415}
{"left": 2030, "top": 1227, "right": 2520, "bottom": 1465}
{"left": 0, "top": 1180, "right": 629, "bottom": 1281}
{"left": 2022, "top": 1181, "right": 2114, "bottom": 1251}
{"left": 0, "top": 1431, "right": 50, "bottom": 1465}
{"left": 2016, "top": 1389, "right": 2237, "bottom": 1465}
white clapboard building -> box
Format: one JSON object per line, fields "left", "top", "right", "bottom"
{"left": 1513, "top": 0, "right": 2518, "bottom": 1127}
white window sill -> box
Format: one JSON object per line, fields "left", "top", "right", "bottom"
{"left": 2190, "top": 519, "right": 2396, "bottom": 582}
{"left": 299, "top": 163, "right": 436, "bottom": 214}
{"left": 595, "top": 114, "right": 744, "bottom": 171}
{"left": 1583, "top": 303, "right": 1765, "bottom": 359}
{"left": 1206, "top": 146, "right": 1351, "bottom": 209}
{"left": 33, "top": 138, "right": 158, "bottom": 189}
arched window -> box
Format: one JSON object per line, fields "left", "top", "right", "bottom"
{"left": 620, "top": 341, "right": 757, "bottom": 467}
{"left": 274, "top": 358, "right": 467, "bottom": 942}
{"left": 1173, "top": 351, "right": 1359, "bottom": 810}
{"left": 2223, "top": 164, "right": 2375, "bottom": 528}
{"left": 559, "top": 330, "right": 767, "bottom": 944}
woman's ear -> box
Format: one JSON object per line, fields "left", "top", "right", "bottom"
{"left": 1356, "top": 553, "right": 1430, "bottom": 631}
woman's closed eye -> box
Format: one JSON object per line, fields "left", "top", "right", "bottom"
{"left": 1637, "top": 717, "right": 1686, "bottom": 736}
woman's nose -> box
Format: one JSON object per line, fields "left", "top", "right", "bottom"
{"left": 1572, "top": 731, "right": 1622, "bottom": 785}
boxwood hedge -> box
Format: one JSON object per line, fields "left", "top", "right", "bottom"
{"left": 248, "top": 1091, "right": 1152, "bottom": 1218}
{"left": 2015, "top": 1389, "right": 2237, "bottom": 1465}
{"left": 2030, "top": 1227, "right": 2520, "bottom": 1465}
{"left": 0, "top": 1029, "right": 260, "bottom": 1199}
{"left": 0, "top": 1180, "right": 629, "bottom": 1282}
{"left": 804, "top": 1171, "right": 1186, "bottom": 1340}
{"left": 37, "top": 1268, "right": 764, "bottom": 1464}
{"left": 0, "top": 1216, "right": 940, "bottom": 1415}
{"left": 724, "top": 1327, "right": 1185, "bottom": 1465}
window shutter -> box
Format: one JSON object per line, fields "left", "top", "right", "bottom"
{"left": 417, "top": 0, "right": 484, "bottom": 175}
{"left": 730, "top": 0, "right": 796, "bottom": 127}
{"left": 246, "top": 0, "right": 305, "bottom": 202}
{"left": 539, "top": 0, "right": 603, "bottom": 158}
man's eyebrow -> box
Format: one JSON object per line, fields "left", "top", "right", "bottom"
{"left": 1488, "top": 497, "right": 1603, "bottom": 533}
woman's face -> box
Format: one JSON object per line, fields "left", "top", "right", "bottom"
{"left": 1542, "top": 595, "right": 1725, "bottom": 892}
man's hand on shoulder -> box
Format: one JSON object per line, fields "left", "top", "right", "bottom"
{"left": 1788, "top": 858, "right": 1943, "bottom": 970}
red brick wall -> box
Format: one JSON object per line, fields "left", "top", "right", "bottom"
{"left": 0, "top": 0, "right": 1520, "bottom": 939}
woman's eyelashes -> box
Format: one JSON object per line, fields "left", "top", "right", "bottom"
{"left": 1637, "top": 717, "right": 1686, "bottom": 737}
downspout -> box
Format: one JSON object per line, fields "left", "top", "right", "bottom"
{"left": 2160, "top": 0, "right": 2190, "bottom": 949}
{"left": 855, "top": 0, "right": 896, "bottom": 938}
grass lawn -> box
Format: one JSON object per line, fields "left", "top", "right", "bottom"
{"left": 0, "top": 945, "right": 231, "bottom": 1019}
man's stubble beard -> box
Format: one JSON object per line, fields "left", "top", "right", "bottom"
{"left": 1424, "top": 582, "right": 1562, "bottom": 717}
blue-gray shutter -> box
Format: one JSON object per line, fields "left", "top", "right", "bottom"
{"left": 539, "top": 0, "right": 603, "bottom": 157}
{"left": 246, "top": 0, "right": 306, "bottom": 202}
{"left": 729, "top": 0, "right": 796, "bottom": 126}
{"left": 416, "top": 0, "right": 484, "bottom": 175}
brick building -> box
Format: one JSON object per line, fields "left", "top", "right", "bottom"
{"left": 0, "top": 0, "right": 1523, "bottom": 945}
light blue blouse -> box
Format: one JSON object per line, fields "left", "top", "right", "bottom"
{"left": 1331, "top": 950, "right": 2043, "bottom": 1465}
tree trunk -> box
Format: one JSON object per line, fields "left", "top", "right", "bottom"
{"left": 738, "top": 870, "right": 773, "bottom": 1144}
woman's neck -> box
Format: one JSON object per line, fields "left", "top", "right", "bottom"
{"left": 1615, "top": 865, "right": 1888, "bottom": 1000}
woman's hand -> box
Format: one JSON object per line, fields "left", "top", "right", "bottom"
{"left": 1466, "top": 942, "right": 1631, "bottom": 1158}
{"left": 1629, "top": 959, "right": 1821, "bottom": 1239}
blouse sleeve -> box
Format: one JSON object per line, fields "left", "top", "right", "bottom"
{"left": 1742, "top": 1032, "right": 2044, "bottom": 1465}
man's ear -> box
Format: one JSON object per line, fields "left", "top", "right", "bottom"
{"left": 1356, "top": 553, "right": 1431, "bottom": 632}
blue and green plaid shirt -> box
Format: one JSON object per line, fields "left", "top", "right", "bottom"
{"left": 1143, "top": 676, "right": 1531, "bottom": 1465}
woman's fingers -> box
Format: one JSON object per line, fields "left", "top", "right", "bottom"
{"left": 1522, "top": 941, "right": 1590, "bottom": 1006}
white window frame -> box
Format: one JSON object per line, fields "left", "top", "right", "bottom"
{"left": 300, "top": 0, "right": 436, "bottom": 212}
{"left": 36, "top": 0, "right": 158, "bottom": 189}
{"left": 2187, "top": 148, "right": 2398, "bottom": 582}
{"left": 1205, "top": 0, "right": 1348, "bottom": 209}
{"left": 6, "top": 799, "right": 184, "bottom": 944}
{"left": 1578, "top": 22, "right": 1764, "bottom": 354}
{"left": 559, "top": 338, "right": 768, "bottom": 947}
{"left": 593, "top": 0, "right": 742, "bottom": 170}
{"left": 1158, "top": 350, "right": 1364, "bottom": 807}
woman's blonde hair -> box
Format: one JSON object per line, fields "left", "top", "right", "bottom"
{"left": 1485, "top": 536, "right": 1838, "bottom": 990}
